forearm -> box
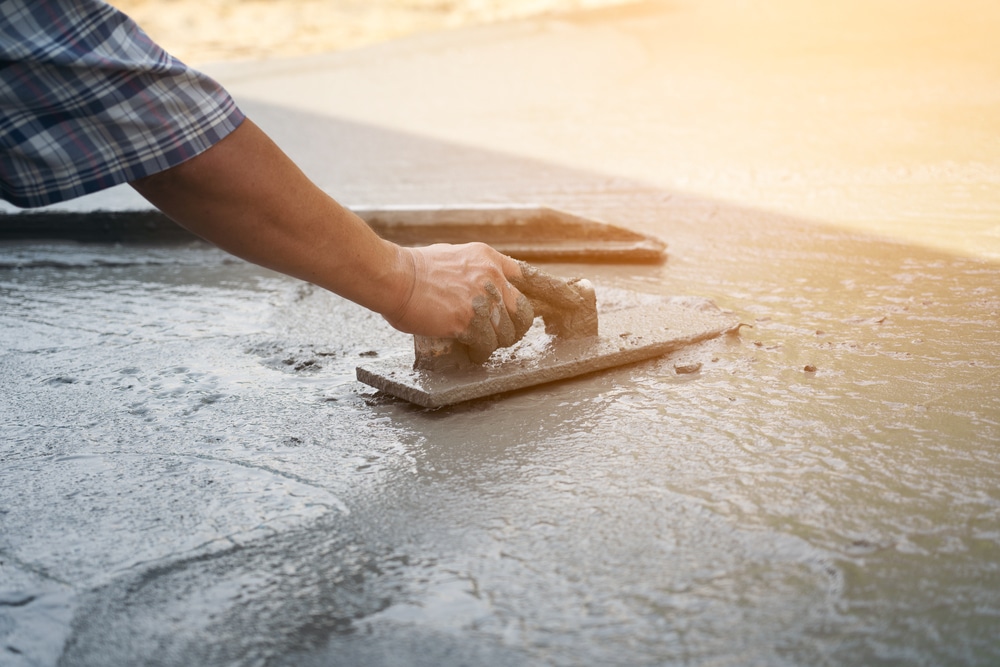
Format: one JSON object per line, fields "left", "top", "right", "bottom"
{"left": 130, "top": 119, "right": 412, "bottom": 320}
{"left": 131, "top": 116, "right": 533, "bottom": 354}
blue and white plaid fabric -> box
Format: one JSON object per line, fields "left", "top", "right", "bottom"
{"left": 0, "top": 0, "right": 245, "bottom": 208}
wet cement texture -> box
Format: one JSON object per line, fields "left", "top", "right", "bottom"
{"left": 2, "top": 201, "right": 998, "bottom": 666}
{"left": 3, "top": 0, "right": 1000, "bottom": 664}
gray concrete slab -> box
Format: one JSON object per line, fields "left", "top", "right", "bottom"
{"left": 2, "top": 1, "right": 999, "bottom": 665}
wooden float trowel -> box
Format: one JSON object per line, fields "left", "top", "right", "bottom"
{"left": 356, "top": 266, "right": 739, "bottom": 408}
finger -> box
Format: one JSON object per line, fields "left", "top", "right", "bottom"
{"left": 457, "top": 293, "right": 499, "bottom": 364}
{"left": 498, "top": 251, "right": 526, "bottom": 283}
{"left": 485, "top": 282, "right": 518, "bottom": 348}
{"left": 496, "top": 264, "right": 534, "bottom": 340}
{"left": 509, "top": 261, "right": 586, "bottom": 311}
{"left": 512, "top": 291, "right": 534, "bottom": 338}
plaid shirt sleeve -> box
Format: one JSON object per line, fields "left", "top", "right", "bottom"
{"left": 0, "top": 0, "right": 246, "bottom": 209}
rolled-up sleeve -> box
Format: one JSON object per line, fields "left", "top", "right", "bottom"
{"left": 0, "top": 0, "right": 245, "bottom": 208}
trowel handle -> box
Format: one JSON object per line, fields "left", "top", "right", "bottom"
{"left": 511, "top": 263, "right": 598, "bottom": 339}
{"left": 413, "top": 266, "right": 598, "bottom": 371}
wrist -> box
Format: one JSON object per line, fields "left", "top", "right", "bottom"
{"left": 382, "top": 244, "right": 418, "bottom": 327}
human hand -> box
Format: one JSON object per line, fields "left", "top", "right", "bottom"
{"left": 384, "top": 243, "right": 535, "bottom": 362}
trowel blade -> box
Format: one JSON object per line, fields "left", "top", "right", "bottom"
{"left": 356, "top": 298, "right": 738, "bottom": 408}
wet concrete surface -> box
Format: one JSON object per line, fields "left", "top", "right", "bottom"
{"left": 3, "top": 0, "right": 1000, "bottom": 665}
{"left": 3, "top": 194, "right": 998, "bottom": 666}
